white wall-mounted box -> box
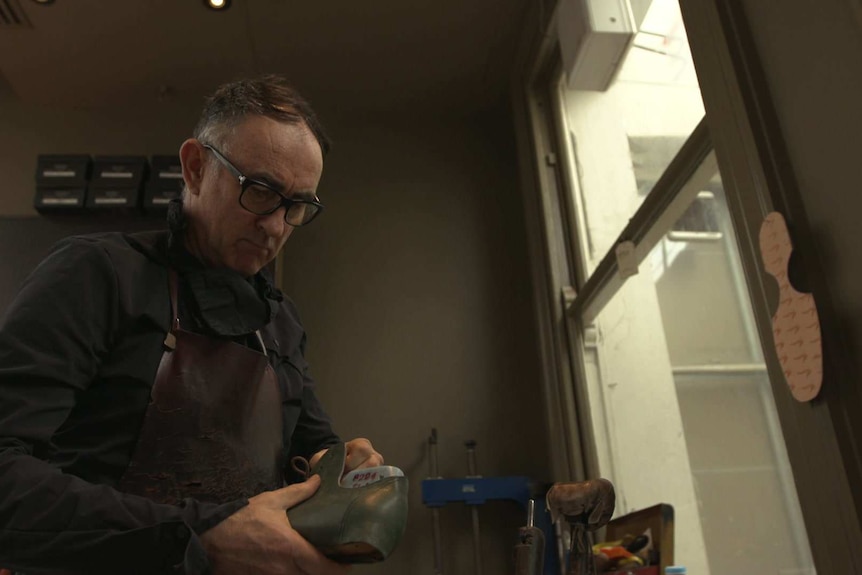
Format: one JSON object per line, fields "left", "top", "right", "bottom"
{"left": 557, "top": 0, "right": 637, "bottom": 91}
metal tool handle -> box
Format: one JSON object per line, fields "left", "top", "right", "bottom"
{"left": 428, "top": 428, "right": 440, "bottom": 478}
{"left": 428, "top": 429, "right": 444, "bottom": 575}
{"left": 515, "top": 500, "right": 546, "bottom": 575}
{"left": 464, "top": 440, "right": 483, "bottom": 575}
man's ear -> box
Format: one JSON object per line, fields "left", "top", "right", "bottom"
{"left": 179, "top": 139, "right": 206, "bottom": 196}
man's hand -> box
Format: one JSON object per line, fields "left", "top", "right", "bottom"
{"left": 200, "top": 475, "right": 349, "bottom": 575}
{"left": 309, "top": 438, "right": 384, "bottom": 474}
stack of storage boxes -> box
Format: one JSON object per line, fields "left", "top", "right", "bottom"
{"left": 87, "top": 156, "right": 148, "bottom": 211}
{"left": 34, "top": 155, "right": 92, "bottom": 212}
{"left": 34, "top": 154, "right": 182, "bottom": 214}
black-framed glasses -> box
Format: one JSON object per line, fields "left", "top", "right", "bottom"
{"left": 202, "top": 143, "right": 324, "bottom": 226}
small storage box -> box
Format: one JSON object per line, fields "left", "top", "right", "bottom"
{"left": 144, "top": 155, "right": 184, "bottom": 211}
{"left": 90, "top": 156, "right": 148, "bottom": 188}
{"left": 34, "top": 155, "right": 91, "bottom": 212}
{"left": 34, "top": 187, "right": 88, "bottom": 211}
{"left": 87, "top": 156, "right": 148, "bottom": 210}
{"left": 35, "top": 154, "right": 91, "bottom": 188}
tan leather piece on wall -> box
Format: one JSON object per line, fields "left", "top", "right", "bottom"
{"left": 759, "top": 211, "right": 823, "bottom": 402}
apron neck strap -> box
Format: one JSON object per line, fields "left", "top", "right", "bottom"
{"left": 161, "top": 270, "right": 181, "bottom": 351}
{"left": 168, "top": 269, "right": 180, "bottom": 332}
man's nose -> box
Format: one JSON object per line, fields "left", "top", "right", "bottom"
{"left": 257, "top": 206, "right": 288, "bottom": 236}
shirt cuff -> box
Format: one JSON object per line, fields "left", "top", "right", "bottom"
{"left": 176, "top": 499, "right": 249, "bottom": 575}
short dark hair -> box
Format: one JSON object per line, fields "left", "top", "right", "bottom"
{"left": 193, "top": 74, "right": 331, "bottom": 156}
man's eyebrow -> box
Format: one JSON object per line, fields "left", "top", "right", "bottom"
{"left": 248, "top": 171, "right": 285, "bottom": 192}
{"left": 291, "top": 190, "right": 318, "bottom": 201}
{"left": 249, "top": 174, "right": 317, "bottom": 200}
{"left": 246, "top": 165, "right": 317, "bottom": 198}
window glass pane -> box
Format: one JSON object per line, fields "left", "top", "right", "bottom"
{"left": 560, "top": 0, "right": 704, "bottom": 276}
{"left": 581, "top": 169, "right": 816, "bottom": 574}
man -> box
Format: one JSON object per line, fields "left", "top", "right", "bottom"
{"left": 0, "top": 75, "right": 381, "bottom": 574}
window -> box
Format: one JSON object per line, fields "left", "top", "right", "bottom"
{"left": 559, "top": 0, "right": 704, "bottom": 270}
{"left": 573, "top": 162, "right": 814, "bottom": 573}
{"left": 531, "top": 0, "right": 824, "bottom": 572}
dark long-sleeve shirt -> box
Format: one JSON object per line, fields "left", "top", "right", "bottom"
{"left": 0, "top": 230, "right": 339, "bottom": 574}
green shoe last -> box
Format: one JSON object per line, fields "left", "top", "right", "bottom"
{"left": 286, "top": 442, "right": 409, "bottom": 563}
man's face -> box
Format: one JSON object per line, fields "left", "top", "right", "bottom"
{"left": 183, "top": 115, "right": 324, "bottom": 276}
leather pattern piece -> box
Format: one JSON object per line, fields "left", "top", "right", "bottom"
{"left": 759, "top": 211, "right": 823, "bottom": 402}
{"left": 287, "top": 442, "right": 409, "bottom": 563}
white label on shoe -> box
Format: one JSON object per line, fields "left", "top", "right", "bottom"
{"left": 341, "top": 465, "right": 404, "bottom": 488}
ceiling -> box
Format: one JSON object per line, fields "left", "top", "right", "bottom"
{"left": 0, "top": 0, "right": 532, "bottom": 117}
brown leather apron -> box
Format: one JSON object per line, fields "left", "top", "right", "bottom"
{"left": 117, "top": 270, "right": 284, "bottom": 504}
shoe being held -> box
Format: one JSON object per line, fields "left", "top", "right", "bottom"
{"left": 287, "top": 442, "right": 409, "bottom": 563}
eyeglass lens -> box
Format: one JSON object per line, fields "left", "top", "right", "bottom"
{"left": 240, "top": 184, "right": 318, "bottom": 225}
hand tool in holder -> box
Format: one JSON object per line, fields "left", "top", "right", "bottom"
{"left": 464, "top": 439, "right": 484, "bottom": 575}
{"left": 514, "top": 499, "right": 545, "bottom": 575}
{"left": 428, "top": 428, "right": 445, "bottom": 575}
{"left": 421, "top": 432, "right": 560, "bottom": 574}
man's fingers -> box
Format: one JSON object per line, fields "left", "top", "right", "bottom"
{"left": 346, "top": 450, "right": 384, "bottom": 470}
{"left": 260, "top": 474, "right": 321, "bottom": 510}
{"left": 344, "top": 437, "right": 384, "bottom": 471}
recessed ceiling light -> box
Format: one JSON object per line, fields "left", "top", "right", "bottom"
{"left": 204, "top": 0, "right": 231, "bottom": 10}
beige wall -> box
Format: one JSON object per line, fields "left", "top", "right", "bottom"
{"left": 281, "top": 115, "right": 549, "bottom": 574}
{"left": 0, "top": 88, "right": 199, "bottom": 216}
{"left": 0, "top": 89, "right": 549, "bottom": 573}
{"left": 737, "top": 0, "right": 862, "bottom": 332}
{"left": 737, "top": 0, "right": 862, "bottom": 516}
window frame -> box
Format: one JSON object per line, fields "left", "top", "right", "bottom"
{"left": 510, "top": 0, "right": 862, "bottom": 571}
